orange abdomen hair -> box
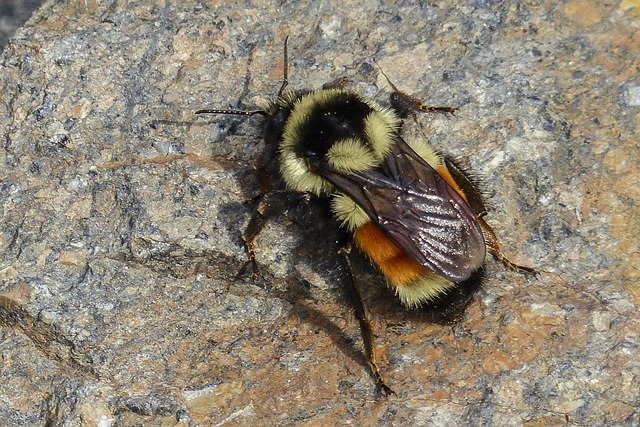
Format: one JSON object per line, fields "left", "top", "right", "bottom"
{"left": 353, "top": 163, "right": 471, "bottom": 289}
{"left": 353, "top": 221, "right": 430, "bottom": 287}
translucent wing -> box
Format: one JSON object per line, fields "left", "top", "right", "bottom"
{"left": 318, "top": 138, "right": 486, "bottom": 282}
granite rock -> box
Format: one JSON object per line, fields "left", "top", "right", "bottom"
{"left": 1, "top": 0, "right": 638, "bottom": 425}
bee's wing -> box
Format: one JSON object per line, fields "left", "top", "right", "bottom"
{"left": 319, "top": 138, "right": 486, "bottom": 283}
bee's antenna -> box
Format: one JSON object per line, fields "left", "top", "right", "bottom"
{"left": 195, "top": 108, "right": 267, "bottom": 117}
{"left": 277, "top": 35, "right": 290, "bottom": 98}
{"left": 196, "top": 36, "right": 291, "bottom": 118}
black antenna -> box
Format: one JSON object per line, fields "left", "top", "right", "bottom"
{"left": 194, "top": 108, "right": 267, "bottom": 117}
{"left": 196, "top": 36, "right": 291, "bottom": 118}
{"left": 277, "top": 35, "right": 290, "bottom": 98}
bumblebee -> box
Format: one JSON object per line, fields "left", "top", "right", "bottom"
{"left": 196, "top": 38, "right": 535, "bottom": 394}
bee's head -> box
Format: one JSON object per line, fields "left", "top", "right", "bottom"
{"left": 276, "top": 89, "right": 400, "bottom": 196}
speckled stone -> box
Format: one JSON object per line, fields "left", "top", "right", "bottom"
{"left": 1, "top": 1, "right": 638, "bottom": 426}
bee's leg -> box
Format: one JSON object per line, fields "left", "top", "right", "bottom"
{"left": 478, "top": 217, "right": 538, "bottom": 275}
{"left": 376, "top": 65, "right": 457, "bottom": 118}
{"left": 241, "top": 163, "right": 271, "bottom": 278}
{"left": 390, "top": 89, "right": 458, "bottom": 118}
{"left": 412, "top": 103, "right": 458, "bottom": 115}
{"left": 338, "top": 244, "right": 396, "bottom": 396}
{"left": 243, "top": 205, "right": 268, "bottom": 279}
{"left": 242, "top": 190, "right": 312, "bottom": 279}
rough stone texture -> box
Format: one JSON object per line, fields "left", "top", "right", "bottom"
{"left": 1, "top": 0, "right": 638, "bottom": 426}
{"left": 0, "top": 0, "right": 44, "bottom": 50}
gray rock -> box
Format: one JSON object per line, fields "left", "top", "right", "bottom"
{"left": 1, "top": 1, "right": 638, "bottom": 425}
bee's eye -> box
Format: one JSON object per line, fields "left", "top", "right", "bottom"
{"left": 304, "top": 148, "right": 319, "bottom": 158}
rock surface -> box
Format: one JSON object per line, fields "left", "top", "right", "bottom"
{"left": 1, "top": 0, "right": 638, "bottom": 426}
{"left": 0, "top": 0, "right": 43, "bottom": 49}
